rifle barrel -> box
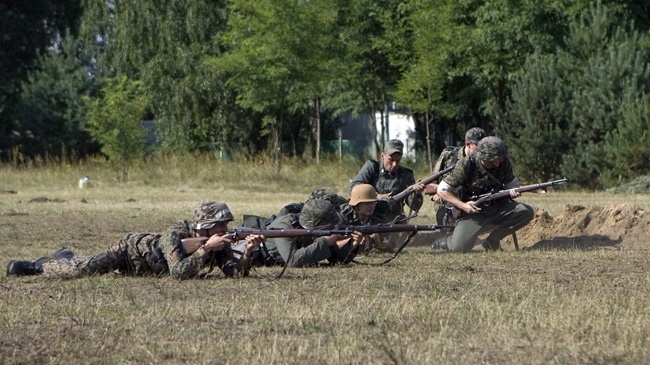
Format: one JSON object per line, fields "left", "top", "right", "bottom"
{"left": 471, "top": 178, "right": 568, "bottom": 205}
{"left": 392, "top": 165, "right": 455, "bottom": 202}
{"left": 181, "top": 224, "right": 449, "bottom": 246}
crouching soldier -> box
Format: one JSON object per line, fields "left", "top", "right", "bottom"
{"left": 437, "top": 137, "right": 535, "bottom": 252}
{"left": 6, "top": 201, "right": 264, "bottom": 280}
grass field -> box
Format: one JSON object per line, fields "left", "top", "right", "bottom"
{"left": 2, "top": 157, "right": 650, "bottom": 364}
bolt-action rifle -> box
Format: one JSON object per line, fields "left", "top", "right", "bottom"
{"left": 391, "top": 165, "right": 455, "bottom": 202}
{"left": 181, "top": 224, "right": 450, "bottom": 254}
{"left": 469, "top": 178, "right": 568, "bottom": 207}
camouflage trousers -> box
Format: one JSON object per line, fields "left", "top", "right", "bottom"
{"left": 42, "top": 233, "right": 165, "bottom": 279}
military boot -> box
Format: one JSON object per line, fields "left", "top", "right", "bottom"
{"left": 430, "top": 237, "right": 449, "bottom": 250}
{"left": 6, "top": 260, "right": 43, "bottom": 276}
{"left": 482, "top": 239, "right": 502, "bottom": 252}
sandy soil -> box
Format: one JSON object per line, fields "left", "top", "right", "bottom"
{"left": 501, "top": 204, "right": 650, "bottom": 251}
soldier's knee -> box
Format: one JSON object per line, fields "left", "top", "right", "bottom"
{"left": 446, "top": 239, "right": 473, "bottom": 253}
{"left": 522, "top": 204, "right": 535, "bottom": 222}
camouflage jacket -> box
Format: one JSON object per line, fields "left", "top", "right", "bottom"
{"left": 433, "top": 146, "right": 467, "bottom": 179}
{"left": 43, "top": 220, "right": 243, "bottom": 280}
{"left": 263, "top": 214, "right": 332, "bottom": 267}
{"left": 156, "top": 220, "right": 242, "bottom": 279}
{"left": 442, "top": 155, "right": 516, "bottom": 199}
{"left": 349, "top": 160, "right": 423, "bottom": 212}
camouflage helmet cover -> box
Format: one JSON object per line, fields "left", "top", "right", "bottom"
{"left": 299, "top": 199, "right": 341, "bottom": 230}
{"left": 476, "top": 136, "right": 507, "bottom": 161}
{"left": 191, "top": 201, "right": 234, "bottom": 230}
{"left": 306, "top": 188, "right": 348, "bottom": 208}
{"left": 349, "top": 184, "right": 378, "bottom": 206}
{"left": 465, "top": 127, "right": 487, "bottom": 144}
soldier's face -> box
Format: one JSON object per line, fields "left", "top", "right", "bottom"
{"left": 355, "top": 201, "right": 377, "bottom": 218}
{"left": 465, "top": 141, "right": 479, "bottom": 156}
{"left": 381, "top": 152, "right": 401, "bottom": 172}
{"left": 198, "top": 222, "right": 229, "bottom": 237}
{"left": 481, "top": 157, "right": 502, "bottom": 170}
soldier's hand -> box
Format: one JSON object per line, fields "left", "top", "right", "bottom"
{"left": 203, "top": 234, "right": 235, "bottom": 252}
{"left": 509, "top": 189, "right": 522, "bottom": 198}
{"left": 462, "top": 202, "right": 481, "bottom": 214}
{"left": 243, "top": 234, "right": 265, "bottom": 257}
{"left": 432, "top": 194, "right": 442, "bottom": 203}
{"left": 325, "top": 234, "right": 346, "bottom": 247}
{"left": 245, "top": 234, "right": 265, "bottom": 248}
{"left": 377, "top": 192, "right": 392, "bottom": 199}
{"left": 424, "top": 184, "right": 438, "bottom": 195}
{"left": 350, "top": 231, "right": 365, "bottom": 247}
{"left": 411, "top": 182, "right": 425, "bottom": 194}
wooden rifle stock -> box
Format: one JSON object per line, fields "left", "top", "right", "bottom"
{"left": 391, "top": 165, "right": 455, "bottom": 202}
{"left": 181, "top": 224, "right": 451, "bottom": 254}
{"left": 470, "top": 178, "right": 568, "bottom": 206}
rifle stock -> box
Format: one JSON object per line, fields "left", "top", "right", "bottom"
{"left": 470, "top": 178, "right": 568, "bottom": 206}
{"left": 391, "top": 165, "right": 455, "bottom": 202}
{"left": 181, "top": 224, "right": 450, "bottom": 254}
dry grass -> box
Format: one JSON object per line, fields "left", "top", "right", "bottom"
{"left": 2, "top": 157, "right": 650, "bottom": 364}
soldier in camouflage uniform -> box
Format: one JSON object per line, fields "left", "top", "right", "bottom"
{"left": 260, "top": 199, "right": 365, "bottom": 267}
{"left": 349, "top": 139, "right": 425, "bottom": 221}
{"left": 6, "top": 201, "right": 264, "bottom": 279}
{"left": 437, "top": 136, "right": 535, "bottom": 252}
{"left": 427, "top": 127, "right": 486, "bottom": 250}
{"left": 277, "top": 188, "right": 348, "bottom": 217}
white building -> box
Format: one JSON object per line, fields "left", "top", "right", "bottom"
{"left": 338, "top": 110, "right": 417, "bottom": 160}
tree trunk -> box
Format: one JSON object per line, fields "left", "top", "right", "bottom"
{"left": 426, "top": 88, "right": 433, "bottom": 173}
{"left": 316, "top": 98, "right": 321, "bottom": 164}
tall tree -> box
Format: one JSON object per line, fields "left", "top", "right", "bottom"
{"left": 213, "top": 0, "right": 341, "bottom": 163}
{"left": 503, "top": 1, "right": 650, "bottom": 188}
{"left": 560, "top": 2, "right": 650, "bottom": 188}
{"left": 85, "top": 77, "right": 148, "bottom": 182}
{"left": 81, "top": 0, "right": 237, "bottom": 154}
{"left": 333, "top": 0, "right": 405, "bottom": 153}
{"left": 18, "top": 32, "right": 97, "bottom": 160}
{"left": 0, "top": 0, "right": 83, "bottom": 160}
{"left": 449, "top": 0, "right": 575, "bottom": 123}
{"left": 391, "top": 0, "right": 457, "bottom": 170}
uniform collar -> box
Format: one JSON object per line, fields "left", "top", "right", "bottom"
{"left": 380, "top": 165, "right": 398, "bottom": 176}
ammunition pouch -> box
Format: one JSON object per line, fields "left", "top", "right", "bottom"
{"left": 259, "top": 243, "right": 283, "bottom": 266}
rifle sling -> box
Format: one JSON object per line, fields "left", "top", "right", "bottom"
{"left": 352, "top": 230, "right": 418, "bottom": 266}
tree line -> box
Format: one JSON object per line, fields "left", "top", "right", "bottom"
{"left": 1, "top": 0, "right": 648, "bottom": 188}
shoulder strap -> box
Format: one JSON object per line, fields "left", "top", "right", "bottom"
{"left": 451, "top": 148, "right": 461, "bottom": 166}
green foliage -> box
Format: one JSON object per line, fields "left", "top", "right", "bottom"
{"left": 5, "top": 0, "right": 650, "bottom": 191}
{"left": 18, "top": 31, "right": 97, "bottom": 160}
{"left": 501, "top": 53, "right": 574, "bottom": 182}
{"left": 214, "top": 0, "right": 353, "bottom": 161}
{"left": 393, "top": 0, "right": 451, "bottom": 115}
{"left": 504, "top": 1, "right": 650, "bottom": 189}
{"left": 85, "top": 77, "right": 148, "bottom": 182}
{"left": 446, "top": 0, "right": 574, "bottom": 121}
{"left": 81, "top": 0, "right": 239, "bottom": 153}
{"left": 0, "top": 0, "right": 83, "bottom": 160}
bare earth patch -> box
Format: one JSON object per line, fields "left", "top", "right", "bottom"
{"left": 502, "top": 204, "right": 650, "bottom": 251}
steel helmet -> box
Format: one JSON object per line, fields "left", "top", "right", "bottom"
{"left": 191, "top": 201, "right": 234, "bottom": 230}
{"left": 349, "top": 184, "right": 378, "bottom": 206}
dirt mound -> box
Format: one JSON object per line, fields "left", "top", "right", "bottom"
{"left": 502, "top": 204, "right": 650, "bottom": 250}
